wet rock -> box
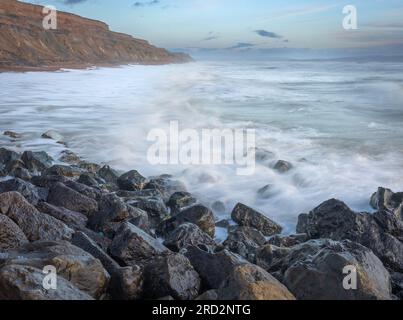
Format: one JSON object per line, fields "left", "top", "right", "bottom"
{"left": 223, "top": 226, "right": 266, "bottom": 262}
{"left": 89, "top": 193, "right": 149, "bottom": 233}
{"left": 109, "top": 222, "right": 170, "bottom": 266}
{"left": 0, "top": 192, "right": 74, "bottom": 242}
{"left": 161, "top": 205, "right": 215, "bottom": 238}
{"left": 196, "top": 290, "right": 218, "bottom": 300}
{"left": 116, "top": 189, "right": 163, "bottom": 199}
{"left": 3, "top": 131, "right": 22, "bottom": 139}
{"left": 36, "top": 202, "right": 88, "bottom": 230}
{"left": 282, "top": 240, "right": 392, "bottom": 300}
{"left": 78, "top": 161, "right": 101, "bottom": 174}
{"left": 371, "top": 187, "right": 403, "bottom": 220}
{"left": 163, "top": 223, "right": 216, "bottom": 252}
{"left": 64, "top": 180, "right": 101, "bottom": 200}
{"left": 129, "top": 196, "right": 169, "bottom": 227}
{"left": 72, "top": 231, "right": 120, "bottom": 275}
{"left": 144, "top": 176, "right": 187, "bottom": 201}
{"left": 41, "top": 130, "right": 64, "bottom": 143}
{"left": 167, "top": 192, "right": 197, "bottom": 214}
{"left": 47, "top": 182, "right": 98, "bottom": 216}
{"left": 0, "top": 178, "right": 48, "bottom": 205}
{"left": 296, "top": 199, "right": 403, "bottom": 272}
{"left": 31, "top": 174, "right": 69, "bottom": 189}
{"left": 43, "top": 164, "right": 82, "bottom": 178}
{"left": 217, "top": 264, "right": 296, "bottom": 300}
{"left": 267, "top": 234, "right": 309, "bottom": 248}
{"left": 183, "top": 245, "right": 246, "bottom": 289}
{"left": 391, "top": 272, "right": 403, "bottom": 298}
{"left": 255, "top": 244, "right": 291, "bottom": 274}
{"left": 108, "top": 265, "right": 144, "bottom": 300}
{"left": 117, "top": 170, "right": 146, "bottom": 191}
{"left": 273, "top": 160, "right": 293, "bottom": 173}
{"left": 0, "top": 241, "right": 110, "bottom": 299}
{"left": 59, "top": 150, "right": 81, "bottom": 165}
{"left": 143, "top": 253, "right": 201, "bottom": 300}
{"left": 21, "top": 151, "right": 53, "bottom": 172}
{"left": 77, "top": 172, "right": 104, "bottom": 188}
{"left": 0, "top": 214, "right": 28, "bottom": 250}
{"left": 257, "top": 184, "right": 275, "bottom": 199}
{"left": 0, "top": 264, "right": 93, "bottom": 300}
{"left": 231, "top": 203, "right": 282, "bottom": 236}
{"left": 7, "top": 166, "right": 32, "bottom": 181}
{"left": 98, "top": 165, "right": 120, "bottom": 185}
{"left": 0, "top": 148, "right": 20, "bottom": 165}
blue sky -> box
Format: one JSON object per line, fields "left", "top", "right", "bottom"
{"left": 24, "top": 0, "right": 403, "bottom": 57}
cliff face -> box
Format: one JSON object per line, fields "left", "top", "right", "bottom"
{"left": 0, "top": 0, "right": 192, "bottom": 70}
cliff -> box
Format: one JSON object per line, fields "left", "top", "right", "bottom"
{"left": 0, "top": 0, "right": 192, "bottom": 71}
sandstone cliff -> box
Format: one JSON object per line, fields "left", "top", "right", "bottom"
{"left": 0, "top": 0, "right": 192, "bottom": 71}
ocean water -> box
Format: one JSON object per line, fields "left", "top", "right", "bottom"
{"left": 1, "top": 60, "right": 403, "bottom": 233}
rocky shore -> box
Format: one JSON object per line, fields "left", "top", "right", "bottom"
{"left": 0, "top": 131, "right": 402, "bottom": 300}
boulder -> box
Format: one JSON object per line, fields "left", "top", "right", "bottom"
{"left": 161, "top": 205, "right": 215, "bottom": 238}
{"left": 77, "top": 173, "right": 104, "bottom": 188}
{"left": 231, "top": 203, "right": 282, "bottom": 236}
{"left": 273, "top": 160, "right": 293, "bottom": 173}
{"left": 89, "top": 193, "right": 149, "bottom": 233}
{"left": 21, "top": 151, "right": 53, "bottom": 172}
{"left": 217, "top": 264, "right": 295, "bottom": 300}
{"left": 3, "top": 131, "right": 22, "bottom": 139}
{"left": 41, "top": 130, "right": 64, "bottom": 143}
{"left": 257, "top": 184, "right": 275, "bottom": 199}
{"left": 144, "top": 176, "right": 187, "bottom": 201}
{"left": 267, "top": 234, "right": 309, "bottom": 248}
{"left": 167, "top": 192, "right": 197, "bottom": 213}
{"left": 163, "top": 223, "right": 216, "bottom": 252}
{"left": 64, "top": 180, "right": 101, "bottom": 200}
{"left": 109, "top": 222, "right": 170, "bottom": 266}
{"left": 128, "top": 196, "right": 169, "bottom": 227}
{"left": 0, "top": 148, "right": 20, "bottom": 165}
{"left": 182, "top": 245, "right": 246, "bottom": 289}
{"left": 37, "top": 202, "right": 88, "bottom": 230}
{"left": 370, "top": 187, "right": 403, "bottom": 220}
{"left": 0, "top": 241, "right": 110, "bottom": 299}
{"left": 0, "top": 178, "right": 48, "bottom": 205}
{"left": 282, "top": 240, "right": 393, "bottom": 300}
{"left": 108, "top": 265, "right": 144, "bottom": 300}
{"left": 296, "top": 199, "right": 403, "bottom": 272}
{"left": 72, "top": 231, "right": 120, "bottom": 275}
{"left": 0, "top": 192, "right": 74, "bottom": 242}
{"left": 43, "top": 165, "right": 82, "bottom": 178}
{"left": 196, "top": 290, "right": 218, "bottom": 300}
{"left": 0, "top": 214, "right": 28, "bottom": 250}
{"left": 59, "top": 150, "right": 81, "bottom": 165}
{"left": 0, "top": 264, "right": 93, "bottom": 300}
{"left": 223, "top": 226, "right": 266, "bottom": 262}
{"left": 47, "top": 182, "right": 98, "bottom": 216}
{"left": 143, "top": 253, "right": 201, "bottom": 300}
{"left": 98, "top": 165, "right": 119, "bottom": 185}
{"left": 117, "top": 170, "right": 146, "bottom": 191}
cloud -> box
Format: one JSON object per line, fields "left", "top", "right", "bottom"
{"left": 226, "top": 42, "right": 255, "bottom": 50}
{"left": 254, "top": 30, "right": 282, "bottom": 38}
{"left": 133, "top": 0, "right": 160, "bottom": 7}
{"left": 203, "top": 36, "right": 219, "bottom": 41}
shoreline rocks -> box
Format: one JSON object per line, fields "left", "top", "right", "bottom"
{"left": 0, "top": 145, "right": 402, "bottom": 300}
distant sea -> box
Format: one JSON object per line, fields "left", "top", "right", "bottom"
{"left": 1, "top": 60, "right": 403, "bottom": 234}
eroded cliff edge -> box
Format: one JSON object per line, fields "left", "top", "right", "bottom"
{"left": 0, "top": 0, "right": 192, "bottom": 71}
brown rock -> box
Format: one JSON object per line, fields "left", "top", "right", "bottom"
{"left": 0, "top": 214, "right": 28, "bottom": 250}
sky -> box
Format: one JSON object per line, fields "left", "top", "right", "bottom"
{"left": 23, "top": 0, "right": 403, "bottom": 59}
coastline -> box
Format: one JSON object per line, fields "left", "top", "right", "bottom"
{"left": 0, "top": 129, "right": 402, "bottom": 300}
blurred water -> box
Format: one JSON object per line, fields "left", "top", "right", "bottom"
{"left": 1, "top": 60, "right": 403, "bottom": 233}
